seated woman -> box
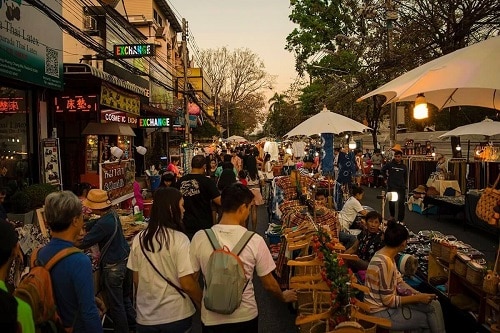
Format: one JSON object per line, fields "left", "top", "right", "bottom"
{"left": 364, "top": 220, "right": 446, "bottom": 333}
{"left": 345, "top": 211, "right": 384, "bottom": 274}
{"left": 337, "top": 186, "right": 369, "bottom": 249}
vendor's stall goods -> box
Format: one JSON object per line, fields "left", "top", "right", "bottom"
{"left": 475, "top": 174, "right": 500, "bottom": 225}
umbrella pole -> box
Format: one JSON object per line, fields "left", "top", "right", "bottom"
{"left": 327, "top": 175, "right": 333, "bottom": 209}
{"left": 467, "top": 140, "right": 470, "bottom": 163}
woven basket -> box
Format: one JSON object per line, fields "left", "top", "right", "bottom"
{"left": 310, "top": 320, "right": 376, "bottom": 333}
{"left": 483, "top": 271, "right": 499, "bottom": 294}
{"left": 466, "top": 261, "right": 486, "bottom": 286}
{"left": 454, "top": 254, "right": 470, "bottom": 277}
{"left": 475, "top": 174, "right": 500, "bottom": 224}
{"left": 431, "top": 240, "right": 443, "bottom": 257}
{"left": 440, "top": 244, "right": 457, "bottom": 263}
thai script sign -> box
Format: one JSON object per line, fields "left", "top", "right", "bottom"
{"left": 99, "top": 159, "right": 135, "bottom": 204}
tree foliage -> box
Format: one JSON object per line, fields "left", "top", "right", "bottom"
{"left": 286, "top": 0, "right": 500, "bottom": 146}
{"left": 198, "top": 47, "right": 274, "bottom": 136}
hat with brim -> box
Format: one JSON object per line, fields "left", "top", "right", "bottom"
{"left": 392, "top": 144, "right": 403, "bottom": 153}
{"left": 413, "top": 185, "right": 427, "bottom": 194}
{"left": 83, "top": 189, "right": 112, "bottom": 210}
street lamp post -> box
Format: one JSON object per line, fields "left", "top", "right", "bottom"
{"left": 385, "top": 0, "right": 398, "bottom": 147}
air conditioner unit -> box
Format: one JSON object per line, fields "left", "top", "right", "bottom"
{"left": 83, "top": 16, "right": 97, "bottom": 31}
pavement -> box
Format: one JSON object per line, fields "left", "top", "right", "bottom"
{"left": 190, "top": 184, "right": 498, "bottom": 332}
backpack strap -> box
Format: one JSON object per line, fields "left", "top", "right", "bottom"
{"left": 232, "top": 231, "right": 255, "bottom": 255}
{"left": 204, "top": 229, "right": 221, "bottom": 250}
{"left": 44, "top": 247, "right": 82, "bottom": 271}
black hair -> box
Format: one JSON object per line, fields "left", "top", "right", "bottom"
{"left": 351, "top": 185, "right": 364, "bottom": 196}
{"left": 160, "top": 172, "right": 176, "bottom": 187}
{"left": 393, "top": 150, "right": 403, "bottom": 156}
{"left": 365, "top": 211, "right": 382, "bottom": 223}
{"left": 384, "top": 220, "right": 409, "bottom": 247}
{"left": 142, "top": 187, "right": 184, "bottom": 252}
{"left": 0, "top": 221, "right": 17, "bottom": 267}
{"left": 246, "top": 154, "right": 258, "bottom": 180}
{"left": 221, "top": 183, "right": 254, "bottom": 213}
{"left": 223, "top": 154, "right": 232, "bottom": 162}
{"left": 315, "top": 188, "right": 328, "bottom": 198}
{"left": 238, "top": 170, "right": 248, "bottom": 179}
{"left": 72, "top": 182, "right": 92, "bottom": 197}
{"left": 191, "top": 155, "right": 206, "bottom": 169}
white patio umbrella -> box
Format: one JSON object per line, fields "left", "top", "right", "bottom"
{"left": 438, "top": 118, "right": 500, "bottom": 139}
{"left": 357, "top": 36, "right": 500, "bottom": 110}
{"left": 284, "top": 106, "right": 370, "bottom": 137}
{"left": 226, "top": 135, "right": 247, "bottom": 143}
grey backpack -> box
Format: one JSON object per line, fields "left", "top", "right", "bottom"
{"left": 203, "top": 229, "right": 255, "bottom": 314}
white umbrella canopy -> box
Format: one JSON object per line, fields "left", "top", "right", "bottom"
{"left": 226, "top": 135, "right": 247, "bottom": 143}
{"left": 284, "top": 106, "right": 370, "bottom": 137}
{"left": 438, "top": 118, "right": 500, "bottom": 139}
{"left": 357, "top": 36, "right": 500, "bottom": 110}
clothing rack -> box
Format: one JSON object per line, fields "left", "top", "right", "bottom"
{"left": 406, "top": 156, "right": 437, "bottom": 193}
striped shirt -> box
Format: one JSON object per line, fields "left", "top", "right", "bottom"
{"left": 364, "top": 252, "right": 404, "bottom": 313}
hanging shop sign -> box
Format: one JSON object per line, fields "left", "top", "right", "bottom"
{"left": 100, "top": 82, "right": 140, "bottom": 115}
{"left": 54, "top": 95, "right": 98, "bottom": 113}
{"left": 0, "top": 97, "right": 26, "bottom": 113}
{"left": 0, "top": 0, "right": 63, "bottom": 89}
{"left": 138, "top": 117, "right": 171, "bottom": 128}
{"left": 113, "top": 44, "right": 155, "bottom": 58}
{"left": 99, "top": 159, "right": 135, "bottom": 204}
{"left": 40, "top": 138, "right": 63, "bottom": 187}
{"left": 101, "top": 110, "right": 137, "bottom": 126}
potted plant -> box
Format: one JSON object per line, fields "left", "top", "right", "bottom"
{"left": 7, "top": 184, "right": 58, "bottom": 224}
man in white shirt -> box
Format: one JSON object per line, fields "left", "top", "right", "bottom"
{"left": 337, "top": 186, "right": 368, "bottom": 248}
{"left": 190, "top": 183, "right": 297, "bottom": 332}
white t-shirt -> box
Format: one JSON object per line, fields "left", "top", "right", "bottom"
{"left": 337, "top": 196, "right": 364, "bottom": 231}
{"left": 264, "top": 161, "right": 274, "bottom": 179}
{"left": 127, "top": 229, "right": 196, "bottom": 325}
{"left": 190, "top": 224, "right": 276, "bottom": 326}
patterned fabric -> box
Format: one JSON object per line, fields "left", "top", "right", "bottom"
{"left": 356, "top": 230, "right": 384, "bottom": 262}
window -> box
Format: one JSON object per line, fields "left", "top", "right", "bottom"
{"left": 153, "top": 9, "right": 163, "bottom": 26}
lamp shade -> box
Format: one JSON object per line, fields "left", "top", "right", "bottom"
{"left": 110, "top": 146, "right": 124, "bottom": 158}
{"left": 348, "top": 138, "right": 357, "bottom": 149}
{"left": 413, "top": 93, "right": 428, "bottom": 119}
{"left": 386, "top": 191, "right": 399, "bottom": 202}
{"left": 135, "top": 146, "right": 147, "bottom": 155}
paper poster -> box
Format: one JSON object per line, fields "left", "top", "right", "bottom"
{"left": 41, "top": 138, "right": 62, "bottom": 187}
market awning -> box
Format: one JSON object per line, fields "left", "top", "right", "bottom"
{"left": 82, "top": 123, "right": 136, "bottom": 136}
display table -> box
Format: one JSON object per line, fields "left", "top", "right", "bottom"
{"left": 424, "top": 195, "right": 466, "bottom": 224}
{"left": 426, "top": 179, "right": 462, "bottom": 196}
{"left": 465, "top": 192, "right": 500, "bottom": 236}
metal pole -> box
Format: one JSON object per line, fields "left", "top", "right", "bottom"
{"left": 182, "top": 18, "right": 190, "bottom": 144}
{"left": 386, "top": 0, "right": 397, "bottom": 148}
{"left": 226, "top": 103, "right": 229, "bottom": 138}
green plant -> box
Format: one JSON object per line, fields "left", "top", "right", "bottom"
{"left": 8, "top": 184, "right": 58, "bottom": 213}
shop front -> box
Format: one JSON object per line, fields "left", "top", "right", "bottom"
{"left": 0, "top": 0, "right": 64, "bottom": 187}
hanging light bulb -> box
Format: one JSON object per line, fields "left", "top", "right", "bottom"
{"left": 348, "top": 138, "right": 357, "bottom": 150}
{"left": 455, "top": 144, "right": 462, "bottom": 152}
{"left": 413, "top": 93, "right": 428, "bottom": 119}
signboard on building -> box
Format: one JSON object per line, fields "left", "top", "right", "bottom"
{"left": 40, "top": 138, "right": 63, "bottom": 187}
{"left": 99, "top": 159, "right": 135, "bottom": 204}
{"left": 101, "top": 109, "right": 138, "bottom": 127}
{"left": 100, "top": 83, "right": 140, "bottom": 115}
{"left": 0, "top": 0, "right": 63, "bottom": 89}
{"left": 54, "top": 95, "right": 98, "bottom": 113}
{"left": 138, "top": 117, "right": 171, "bottom": 128}
{"left": 113, "top": 44, "right": 155, "bottom": 58}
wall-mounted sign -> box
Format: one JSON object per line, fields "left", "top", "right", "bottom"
{"left": 40, "top": 138, "right": 62, "bottom": 187}
{"left": 101, "top": 110, "right": 137, "bottom": 126}
{"left": 99, "top": 159, "right": 135, "bottom": 204}
{"left": 113, "top": 44, "right": 155, "bottom": 58}
{"left": 138, "top": 117, "right": 171, "bottom": 128}
{"left": 55, "top": 95, "right": 98, "bottom": 113}
{"left": 0, "top": 97, "right": 26, "bottom": 113}
{"left": 0, "top": 0, "right": 63, "bottom": 89}
{"left": 100, "top": 82, "right": 140, "bottom": 115}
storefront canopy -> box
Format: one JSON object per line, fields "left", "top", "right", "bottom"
{"left": 82, "top": 123, "right": 136, "bottom": 136}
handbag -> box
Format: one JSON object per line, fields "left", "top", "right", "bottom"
{"left": 476, "top": 174, "right": 500, "bottom": 225}
{"left": 139, "top": 241, "right": 187, "bottom": 298}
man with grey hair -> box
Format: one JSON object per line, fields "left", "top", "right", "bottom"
{"left": 37, "top": 191, "right": 102, "bottom": 332}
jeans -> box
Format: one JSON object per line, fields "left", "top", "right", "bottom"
{"left": 372, "top": 300, "right": 446, "bottom": 333}
{"left": 202, "top": 316, "right": 258, "bottom": 333}
{"left": 339, "top": 230, "right": 357, "bottom": 249}
{"left": 137, "top": 317, "right": 192, "bottom": 333}
{"left": 102, "top": 260, "right": 137, "bottom": 333}
{"left": 388, "top": 187, "right": 406, "bottom": 222}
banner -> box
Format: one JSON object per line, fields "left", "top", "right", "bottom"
{"left": 99, "top": 159, "right": 135, "bottom": 204}
{"left": 40, "top": 138, "right": 62, "bottom": 187}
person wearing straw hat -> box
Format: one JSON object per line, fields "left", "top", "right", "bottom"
{"left": 80, "top": 189, "right": 136, "bottom": 333}
{"left": 381, "top": 144, "right": 408, "bottom": 223}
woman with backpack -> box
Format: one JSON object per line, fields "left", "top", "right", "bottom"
{"left": 127, "top": 187, "right": 202, "bottom": 333}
